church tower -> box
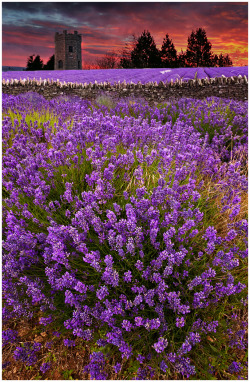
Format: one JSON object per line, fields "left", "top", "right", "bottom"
{"left": 55, "top": 30, "right": 82, "bottom": 70}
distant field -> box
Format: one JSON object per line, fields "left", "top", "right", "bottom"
{"left": 2, "top": 66, "right": 248, "bottom": 85}
{"left": 2, "top": 66, "right": 26, "bottom": 72}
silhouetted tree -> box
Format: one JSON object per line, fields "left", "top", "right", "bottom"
{"left": 217, "top": 53, "right": 233, "bottom": 67}
{"left": 119, "top": 49, "right": 133, "bottom": 68}
{"left": 223, "top": 54, "right": 233, "bottom": 66}
{"left": 97, "top": 51, "right": 119, "bottom": 69}
{"left": 176, "top": 50, "right": 188, "bottom": 67}
{"left": 26, "top": 55, "right": 44, "bottom": 71}
{"left": 130, "top": 30, "right": 161, "bottom": 68}
{"left": 43, "top": 55, "right": 55, "bottom": 70}
{"left": 160, "top": 34, "right": 177, "bottom": 68}
{"left": 119, "top": 29, "right": 233, "bottom": 69}
{"left": 186, "top": 28, "right": 213, "bottom": 67}
{"left": 26, "top": 55, "right": 35, "bottom": 71}
{"left": 119, "top": 35, "right": 137, "bottom": 68}
{"left": 212, "top": 54, "right": 219, "bottom": 67}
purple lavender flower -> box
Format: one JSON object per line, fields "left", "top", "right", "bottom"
{"left": 96, "top": 285, "right": 109, "bottom": 300}
{"left": 160, "top": 360, "right": 168, "bottom": 372}
{"left": 123, "top": 270, "right": 132, "bottom": 283}
{"left": 39, "top": 315, "right": 53, "bottom": 326}
{"left": 158, "top": 177, "right": 165, "bottom": 188}
{"left": 102, "top": 266, "right": 119, "bottom": 287}
{"left": 63, "top": 339, "right": 75, "bottom": 347}
{"left": 2, "top": 329, "right": 19, "bottom": 346}
{"left": 52, "top": 331, "right": 61, "bottom": 338}
{"left": 84, "top": 351, "right": 108, "bottom": 380}
{"left": 176, "top": 317, "right": 185, "bottom": 328}
{"left": 135, "top": 316, "right": 144, "bottom": 326}
{"left": 97, "top": 339, "right": 107, "bottom": 347}
{"left": 14, "top": 342, "right": 41, "bottom": 366}
{"left": 122, "top": 319, "right": 133, "bottom": 332}
{"left": 228, "top": 362, "right": 243, "bottom": 374}
{"left": 135, "top": 260, "right": 144, "bottom": 271}
{"left": 137, "top": 354, "right": 145, "bottom": 364}
{"left": 153, "top": 337, "right": 168, "bottom": 353}
{"left": 40, "top": 362, "right": 51, "bottom": 373}
{"left": 45, "top": 341, "right": 53, "bottom": 349}
{"left": 113, "top": 362, "right": 121, "bottom": 373}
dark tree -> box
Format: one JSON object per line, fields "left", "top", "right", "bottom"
{"left": 119, "top": 36, "right": 137, "bottom": 68}
{"left": 26, "top": 55, "right": 44, "bottom": 71}
{"left": 217, "top": 53, "right": 233, "bottom": 67}
{"left": 119, "top": 29, "right": 233, "bottom": 69}
{"left": 186, "top": 28, "right": 213, "bottom": 67}
{"left": 160, "top": 34, "right": 177, "bottom": 68}
{"left": 130, "top": 30, "right": 161, "bottom": 68}
{"left": 43, "top": 55, "right": 55, "bottom": 70}
{"left": 97, "top": 51, "right": 119, "bottom": 69}
{"left": 212, "top": 54, "right": 219, "bottom": 67}
{"left": 26, "top": 55, "right": 35, "bottom": 71}
{"left": 176, "top": 50, "right": 188, "bottom": 68}
{"left": 223, "top": 54, "right": 233, "bottom": 67}
{"left": 218, "top": 53, "right": 225, "bottom": 67}
{"left": 119, "top": 49, "right": 133, "bottom": 68}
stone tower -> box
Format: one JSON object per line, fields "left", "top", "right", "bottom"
{"left": 54, "top": 30, "right": 82, "bottom": 70}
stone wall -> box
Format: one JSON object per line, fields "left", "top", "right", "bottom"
{"left": 2, "top": 75, "right": 248, "bottom": 105}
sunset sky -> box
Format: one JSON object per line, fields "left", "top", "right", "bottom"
{"left": 2, "top": 2, "right": 248, "bottom": 68}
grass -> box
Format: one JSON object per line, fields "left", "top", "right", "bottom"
{"left": 95, "top": 93, "right": 117, "bottom": 110}
{"left": 187, "top": 178, "right": 247, "bottom": 380}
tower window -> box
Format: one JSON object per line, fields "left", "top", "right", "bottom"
{"left": 58, "top": 60, "right": 63, "bottom": 69}
{"left": 69, "top": 46, "right": 73, "bottom": 52}
{"left": 78, "top": 61, "right": 81, "bottom": 69}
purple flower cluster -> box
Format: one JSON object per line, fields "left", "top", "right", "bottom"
{"left": 84, "top": 352, "right": 108, "bottom": 380}
{"left": 160, "top": 360, "right": 168, "bottom": 372}
{"left": 40, "top": 362, "right": 51, "bottom": 373}
{"left": 2, "top": 329, "right": 19, "bottom": 346}
{"left": 13, "top": 342, "right": 41, "bottom": 366}
{"left": 113, "top": 362, "right": 121, "bottom": 373}
{"left": 2, "top": 93, "right": 247, "bottom": 378}
{"left": 228, "top": 361, "right": 243, "bottom": 374}
{"left": 63, "top": 339, "right": 75, "bottom": 347}
{"left": 153, "top": 337, "right": 168, "bottom": 353}
{"left": 227, "top": 313, "right": 247, "bottom": 350}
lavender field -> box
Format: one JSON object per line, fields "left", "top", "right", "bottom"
{"left": 2, "top": 92, "right": 248, "bottom": 380}
{"left": 2, "top": 66, "right": 248, "bottom": 85}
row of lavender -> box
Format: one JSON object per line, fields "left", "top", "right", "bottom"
{"left": 2, "top": 74, "right": 248, "bottom": 90}
{"left": 2, "top": 93, "right": 248, "bottom": 379}
{"left": 2, "top": 66, "right": 248, "bottom": 85}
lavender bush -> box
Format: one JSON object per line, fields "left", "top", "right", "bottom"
{"left": 2, "top": 92, "right": 247, "bottom": 379}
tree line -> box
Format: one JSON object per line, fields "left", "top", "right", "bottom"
{"left": 25, "top": 54, "right": 54, "bottom": 71}
{"left": 25, "top": 27, "right": 233, "bottom": 71}
{"left": 104, "top": 28, "right": 233, "bottom": 69}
